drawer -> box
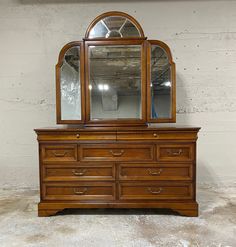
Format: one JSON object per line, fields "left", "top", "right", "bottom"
{"left": 157, "top": 144, "right": 194, "bottom": 162}
{"left": 42, "top": 164, "right": 115, "bottom": 181}
{"left": 37, "top": 131, "right": 116, "bottom": 141}
{"left": 80, "top": 144, "right": 154, "bottom": 162}
{"left": 117, "top": 131, "right": 198, "bottom": 141}
{"left": 119, "top": 163, "right": 192, "bottom": 181}
{"left": 43, "top": 182, "right": 115, "bottom": 201}
{"left": 41, "top": 144, "right": 77, "bottom": 162}
{"left": 119, "top": 182, "right": 193, "bottom": 200}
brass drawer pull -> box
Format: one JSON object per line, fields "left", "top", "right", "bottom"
{"left": 76, "top": 133, "right": 80, "bottom": 138}
{"left": 53, "top": 151, "right": 68, "bottom": 157}
{"left": 153, "top": 133, "right": 158, "bottom": 137}
{"left": 167, "top": 149, "right": 183, "bottom": 156}
{"left": 148, "top": 168, "right": 162, "bottom": 176}
{"left": 74, "top": 188, "right": 87, "bottom": 195}
{"left": 72, "top": 169, "right": 87, "bottom": 176}
{"left": 109, "top": 150, "right": 124, "bottom": 157}
{"left": 148, "top": 187, "right": 162, "bottom": 194}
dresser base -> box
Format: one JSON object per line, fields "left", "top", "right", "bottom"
{"left": 38, "top": 201, "right": 198, "bottom": 217}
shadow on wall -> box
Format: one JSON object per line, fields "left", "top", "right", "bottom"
{"left": 197, "top": 159, "right": 224, "bottom": 187}
{"left": 176, "top": 74, "right": 221, "bottom": 187}
{"left": 19, "top": 0, "right": 231, "bottom": 4}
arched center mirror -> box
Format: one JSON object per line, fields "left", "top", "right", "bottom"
{"left": 56, "top": 11, "right": 175, "bottom": 126}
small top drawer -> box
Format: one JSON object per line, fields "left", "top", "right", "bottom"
{"left": 157, "top": 144, "right": 194, "bottom": 162}
{"left": 41, "top": 144, "right": 78, "bottom": 162}
{"left": 80, "top": 144, "right": 154, "bottom": 162}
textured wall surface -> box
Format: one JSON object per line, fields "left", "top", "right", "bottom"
{"left": 0, "top": 0, "right": 236, "bottom": 187}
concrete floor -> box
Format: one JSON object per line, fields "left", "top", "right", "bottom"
{"left": 0, "top": 186, "right": 235, "bottom": 247}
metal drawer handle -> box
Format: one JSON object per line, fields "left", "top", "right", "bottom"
{"left": 148, "top": 168, "right": 162, "bottom": 176}
{"left": 72, "top": 169, "right": 87, "bottom": 176}
{"left": 148, "top": 187, "right": 163, "bottom": 194}
{"left": 53, "top": 151, "right": 68, "bottom": 157}
{"left": 74, "top": 188, "right": 87, "bottom": 195}
{"left": 153, "top": 133, "right": 158, "bottom": 137}
{"left": 109, "top": 150, "right": 124, "bottom": 157}
{"left": 167, "top": 149, "right": 183, "bottom": 156}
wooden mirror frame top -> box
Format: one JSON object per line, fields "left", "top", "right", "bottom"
{"left": 56, "top": 11, "right": 176, "bottom": 126}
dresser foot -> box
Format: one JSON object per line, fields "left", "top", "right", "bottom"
{"left": 38, "top": 209, "right": 62, "bottom": 217}
{"left": 173, "top": 208, "right": 198, "bottom": 217}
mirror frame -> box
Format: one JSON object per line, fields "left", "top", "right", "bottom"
{"left": 85, "top": 11, "right": 145, "bottom": 39}
{"left": 55, "top": 11, "right": 176, "bottom": 126}
{"left": 84, "top": 39, "right": 147, "bottom": 126}
{"left": 147, "top": 40, "right": 176, "bottom": 123}
{"left": 56, "top": 41, "right": 85, "bottom": 124}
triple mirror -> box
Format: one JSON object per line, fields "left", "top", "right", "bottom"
{"left": 57, "top": 11, "right": 176, "bottom": 126}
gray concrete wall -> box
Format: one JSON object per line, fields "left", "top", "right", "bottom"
{"left": 0, "top": 0, "right": 236, "bottom": 187}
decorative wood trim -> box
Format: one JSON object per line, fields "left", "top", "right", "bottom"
{"left": 85, "top": 11, "right": 145, "bottom": 39}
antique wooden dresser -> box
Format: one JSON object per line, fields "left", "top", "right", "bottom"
{"left": 35, "top": 11, "right": 200, "bottom": 217}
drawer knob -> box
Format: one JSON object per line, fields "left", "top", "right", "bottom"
{"left": 74, "top": 188, "right": 87, "bottom": 195}
{"left": 76, "top": 134, "right": 80, "bottom": 138}
{"left": 167, "top": 149, "right": 183, "bottom": 156}
{"left": 53, "top": 151, "right": 68, "bottom": 157}
{"left": 148, "top": 187, "right": 163, "bottom": 194}
{"left": 72, "top": 169, "right": 87, "bottom": 176}
{"left": 153, "top": 133, "right": 158, "bottom": 137}
{"left": 148, "top": 168, "right": 162, "bottom": 176}
{"left": 109, "top": 150, "right": 124, "bottom": 157}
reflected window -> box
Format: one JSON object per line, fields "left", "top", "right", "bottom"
{"left": 88, "top": 16, "right": 141, "bottom": 38}
{"left": 60, "top": 46, "right": 81, "bottom": 120}
{"left": 150, "top": 45, "right": 172, "bottom": 119}
{"left": 89, "top": 45, "right": 142, "bottom": 120}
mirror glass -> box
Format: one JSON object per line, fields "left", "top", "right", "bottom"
{"left": 150, "top": 45, "right": 172, "bottom": 119}
{"left": 60, "top": 46, "right": 81, "bottom": 120}
{"left": 88, "top": 16, "right": 141, "bottom": 38}
{"left": 89, "top": 45, "right": 142, "bottom": 120}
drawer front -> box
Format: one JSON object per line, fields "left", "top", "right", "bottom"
{"left": 43, "top": 164, "right": 115, "bottom": 181}
{"left": 80, "top": 144, "right": 154, "bottom": 161}
{"left": 43, "top": 182, "right": 115, "bottom": 200}
{"left": 119, "top": 182, "right": 193, "bottom": 200}
{"left": 157, "top": 144, "right": 194, "bottom": 162}
{"left": 119, "top": 163, "right": 192, "bottom": 181}
{"left": 117, "top": 131, "right": 198, "bottom": 141}
{"left": 41, "top": 144, "right": 77, "bottom": 162}
{"left": 37, "top": 132, "right": 116, "bottom": 141}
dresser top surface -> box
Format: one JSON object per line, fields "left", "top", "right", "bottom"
{"left": 35, "top": 124, "right": 201, "bottom": 133}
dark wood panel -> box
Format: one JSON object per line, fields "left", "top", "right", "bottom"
{"left": 119, "top": 182, "right": 193, "bottom": 200}
{"left": 80, "top": 144, "right": 154, "bottom": 161}
{"left": 43, "top": 182, "right": 115, "bottom": 200}
{"left": 43, "top": 164, "right": 115, "bottom": 181}
{"left": 41, "top": 144, "right": 78, "bottom": 162}
{"left": 157, "top": 144, "right": 194, "bottom": 162}
{"left": 119, "top": 163, "right": 192, "bottom": 181}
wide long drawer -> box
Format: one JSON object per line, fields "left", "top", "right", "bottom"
{"left": 42, "top": 164, "right": 115, "bottom": 181}
{"left": 80, "top": 144, "right": 154, "bottom": 161}
{"left": 119, "top": 163, "right": 192, "bottom": 181}
{"left": 43, "top": 182, "right": 115, "bottom": 201}
{"left": 119, "top": 182, "right": 193, "bottom": 200}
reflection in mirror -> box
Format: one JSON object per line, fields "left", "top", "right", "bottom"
{"left": 88, "top": 16, "right": 141, "bottom": 38}
{"left": 60, "top": 46, "right": 81, "bottom": 120}
{"left": 151, "top": 45, "right": 171, "bottom": 119}
{"left": 89, "top": 45, "right": 142, "bottom": 120}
